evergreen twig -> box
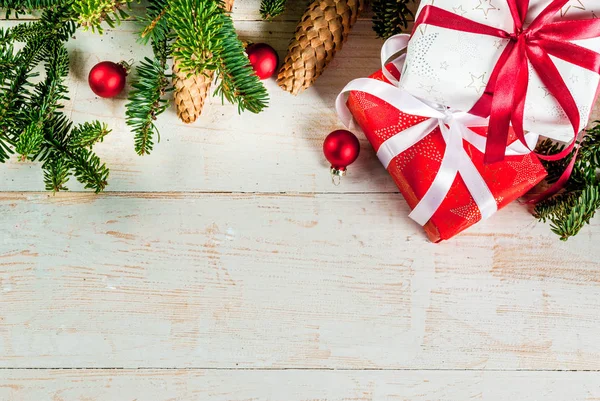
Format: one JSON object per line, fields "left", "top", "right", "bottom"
{"left": 260, "top": 0, "right": 286, "bottom": 20}
{"left": 534, "top": 121, "right": 600, "bottom": 240}
{"left": 372, "top": 0, "right": 414, "bottom": 39}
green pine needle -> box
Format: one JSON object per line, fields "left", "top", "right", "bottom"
{"left": 71, "top": 0, "right": 134, "bottom": 34}
{"left": 260, "top": 0, "right": 286, "bottom": 20}
{"left": 535, "top": 121, "right": 600, "bottom": 240}
{"left": 372, "top": 0, "right": 415, "bottom": 39}
{"left": 214, "top": 6, "right": 268, "bottom": 114}
{"left": 0, "top": 5, "right": 113, "bottom": 192}
{"left": 126, "top": 53, "right": 171, "bottom": 156}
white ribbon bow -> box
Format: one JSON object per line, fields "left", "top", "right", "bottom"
{"left": 335, "top": 34, "right": 538, "bottom": 226}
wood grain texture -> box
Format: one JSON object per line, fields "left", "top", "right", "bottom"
{"left": 1, "top": 1, "right": 600, "bottom": 398}
{"left": 1, "top": 370, "right": 599, "bottom": 401}
{"left": 1, "top": 193, "right": 599, "bottom": 369}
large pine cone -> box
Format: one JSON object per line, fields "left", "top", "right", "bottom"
{"left": 277, "top": 0, "right": 364, "bottom": 95}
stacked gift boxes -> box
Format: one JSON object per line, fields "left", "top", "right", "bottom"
{"left": 340, "top": 0, "right": 600, "bottom": 241}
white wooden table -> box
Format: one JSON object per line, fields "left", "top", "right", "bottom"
{"left": 1, "top": 2, "right": 600, "bottom": 400}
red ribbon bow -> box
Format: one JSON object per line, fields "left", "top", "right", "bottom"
{"left": 413, "top": 0, "right": 600, "bottom": 164}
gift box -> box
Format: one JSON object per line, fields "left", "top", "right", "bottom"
{"left": 346, "top": 66, "right": 548, "bottom": 242}
{"left": 398, "top": 0, "right": 600, "bottom": 146}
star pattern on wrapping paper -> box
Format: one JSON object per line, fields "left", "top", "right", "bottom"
{"left": 405, "top": 33, "right": 440, "bottom": 81}
{"left": 561, "top": 0, "right": 586, "bottom": 18}
{"left": 374, "top": 113, "right": 424, "bottom": 142}
{"left": 474, "top": 0, "right": 498, "bottom": 17}
{"left": 395, "top": 135, "right": 443, "bottom": 171}
{"left": 350, "top": 91, "right": 379, "bottom": 122}
{"left": 432, "top": 95, "right": 447, "bottom": 104}
{"left": 493, "top": 39, "right": 506, "bottom": 49}
{"left": 466, "top": 72, "right": 487, "bottom": 94}
{"left": 440, "top": 61, "right": 449, "bottom": 70}
{"left": 570, "top": 74, "right": 580, "bottom": 84}
{"left": 508, "top": 154, "right": 546, "bottom": 186}
{"left": 452, "top": 5, "right": 468, "bottom": 16}
{"left": 540, "top": 86, "right": 552, "bottom": 98}
{"left": 419, "top": 83, "right": 436, "bottom": 94}
{"left": 450, "top": 199, "right": 482, "bottom": 225}
{"left": 353, "top": 91, "right": 378, "bottom": 111}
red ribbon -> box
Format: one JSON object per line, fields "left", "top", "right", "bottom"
{"left": 413, "top": 0, "right": 600, "bottom": 164}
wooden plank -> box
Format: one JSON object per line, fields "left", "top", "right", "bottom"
{"left": 0, "top": 370, "right": 599, "bottom": 401}
{"left": 0, "top": 20, "right": 397, "bottom": 193}
{"left": 1, "top": 192, "right": 599, "bottom": 369}
{"left": 0, "top": 0, "right": 384, "bottom": 21}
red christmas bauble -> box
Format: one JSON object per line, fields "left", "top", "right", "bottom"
{"left": 88, "top": 61, "right": 128, "bottom": 98}
{"left": 246, "top": 43, "right": 279, "bottom": 80}
{"left": 323, "top": 130, "right": 360, "bottom": 176}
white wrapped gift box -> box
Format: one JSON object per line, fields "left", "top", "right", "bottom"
{"left": 398, "top": 0, "right": 600, "bottom": 143}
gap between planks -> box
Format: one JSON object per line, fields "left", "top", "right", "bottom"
{"left": 1, "top": 367, "right": 600, "bottom": 372}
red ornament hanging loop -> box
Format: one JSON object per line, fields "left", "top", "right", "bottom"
{"left": 323, "top": 130, "right": 360, "bottom": 185}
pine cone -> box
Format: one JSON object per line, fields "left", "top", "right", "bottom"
{"left": 173, "top": 59, "right": 213, "bottom": 124}
{"left": 277, "top": 0, "right": 364, "bottom": 95}
{"left": 172, "top": 0, "right": 235, "bottom": 124}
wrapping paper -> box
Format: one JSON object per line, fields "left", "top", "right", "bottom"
{"left": 348, "top": 67, "right": 548, "bottom": 242}
{"left": 399, "top": 0, "right": 600, "bottom": 143}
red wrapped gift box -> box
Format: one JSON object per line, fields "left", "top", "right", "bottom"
{"left": 347, "top": 67, "right": 548, "bottom": 242}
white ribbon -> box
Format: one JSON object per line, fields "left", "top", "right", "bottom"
{"left": 335, "top": 34, "right": 539, "bottom": 226}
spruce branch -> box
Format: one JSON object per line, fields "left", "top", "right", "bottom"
{"left": 214, "top": 8, "right": 268, "bottom": 113}
{"left": 372, "top": 0, "right": 414, "bottom": 39}
{"left": 40, "top": 113, "right": 111, "bottom": 193}
{"left": 0, "top": 6, "right": 113, "bottom": 192}
{"left": 43, "top": 153, "right": 70, "bottom": 192}
{"left": 71, "top": 0, "right": 134, "bottom": 33}
{"left": 168, "top": 0, "right": 223, "bottom": 74}
{"left": 69, "top": 121, "right": 111, "bottom": 148}
{"left": 548, "top": 186, "right": 600, "bottom": 240}
{"left": 126, "top": 52, "right": 171, "bottom": 155}
{"left": 260, "top": 0, "right": 287, "bottom": 20}
{"left": 16, "top": 39, "right": 69, "bottom": 160}
{"left": 67, "top": 146, "right": 109, "bottom": 192}
{"left": 138, "top": 0, "right": 170, "bottom": 45}
{"left": 534, "top": 121, "right": 600, "bottom": 240}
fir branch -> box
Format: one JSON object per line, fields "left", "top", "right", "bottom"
{"left": 372, "top": 0, "right": 415, "bottom": 39}
{"left": 534, "top": 121, "right": 600, "bottom": 239}
{"left": 0, "top": 0, "right": 65, "bottom": 16}
{"left": 260, "top": 0, "right": 286, "bottom": 20}
{"left": 0, "top": 6, "right": 113, "bottom": 191}
{"left": 71, "top": 0, "right": 133, "bottom": 33}
{"left": 42, "top": 153, "right": 70, "bottom": 192}
{"left": 69, "top": 121, "right": 111, "bottom": 148}
{"left": 67, "top": 146, "right": 109, "bottom": 192}
{"left": 546, "top": 186, "right": 600, "bottom": 240}
{"left": 214, "top": 12, "right": 268, "bottom": 113}
{"left": 168, "top": 0, "right": 223, "bottom": 74}
{"left": 40, "top": 113, "right": 110, "bottom": 193}
{"left": 138, "top": 0, "right": 170, "bottom": 45}
{"left": 126, "top": 51, "right": 171, "bottom": 155}
{"left": 16, "top": 39, "right": 69, "bottom": 160}
{"left": 0, "top": 35, "right": 45, "bottom": 148}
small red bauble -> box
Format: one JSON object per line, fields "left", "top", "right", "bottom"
{"left": 246, "top": 43, "right": 279, "bottom": 80}
{"left": 323, "top": 130, "right": 360, "bottom": 184}
{"left": 88, "top": 61, "right": 128, "bottom": 98}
